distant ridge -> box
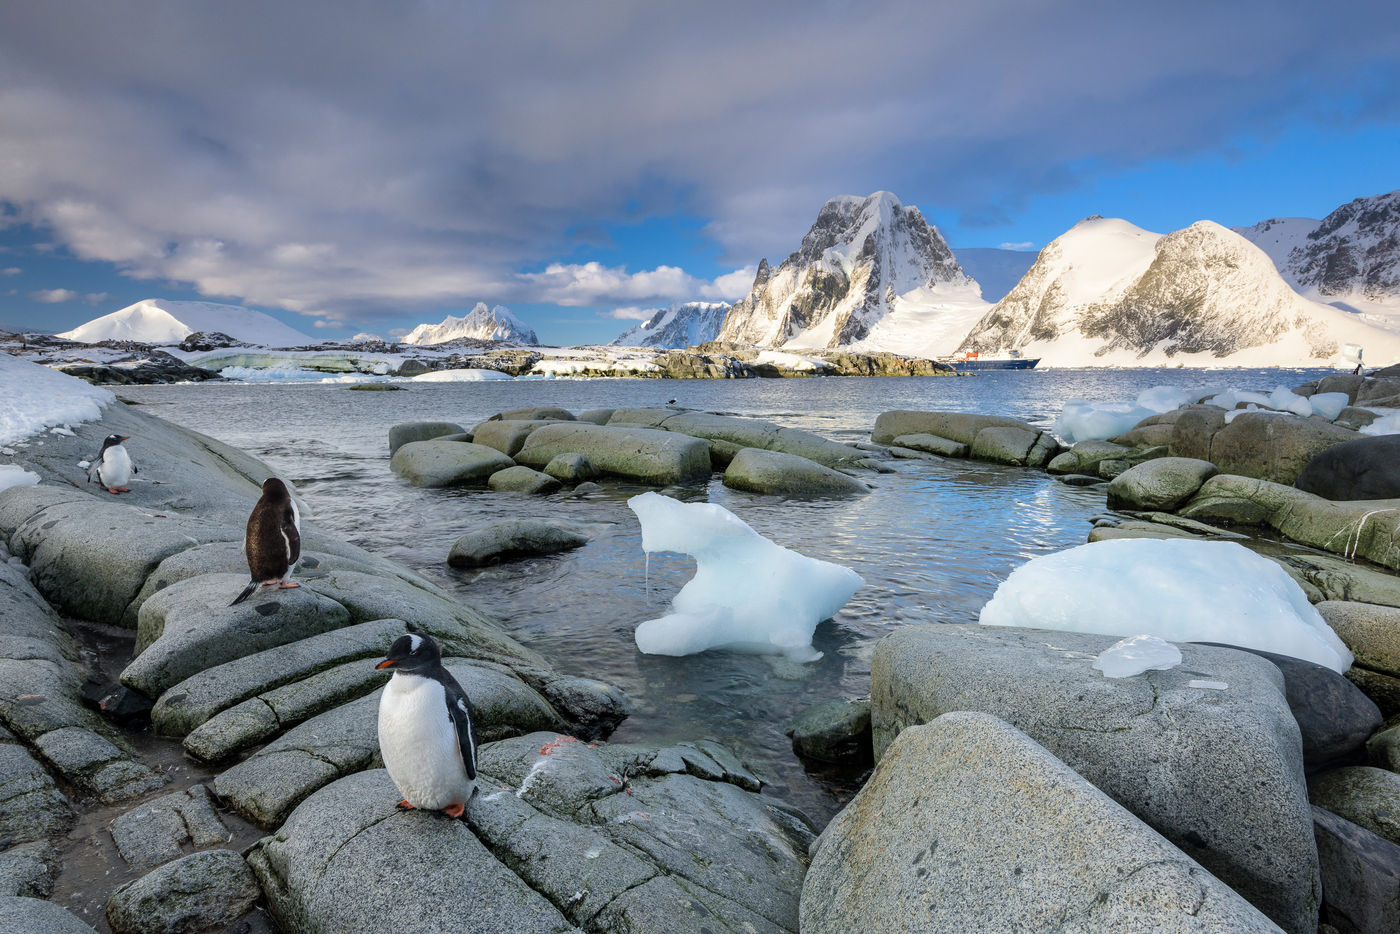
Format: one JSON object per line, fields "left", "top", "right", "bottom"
{"left": 609, "top": 301, "right": 731, "bottom": 348}
{"left": 402, "top": 303, "right": 539, "bottom": 345}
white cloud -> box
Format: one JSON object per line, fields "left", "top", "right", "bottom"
{"left": 0, "top": 267, "right": 19, "bottom": 276}
{"left": 603, "top": 306, "right": 653, "bottom": 321}
{"left": 516, "top": 262, "right": 754, "bottom": 307}
{"left": 30, "top": 288, "right": 77, "bottom": 303}
{"left": 999, "top": 241, "right": 1036, "bottom": 251}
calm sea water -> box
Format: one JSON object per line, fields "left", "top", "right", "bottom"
{"left": 120, "top": 367, "right": 1332, "bottom": 822}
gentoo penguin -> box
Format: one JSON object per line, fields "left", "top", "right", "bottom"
{"left": 87, "top": 434, "right": 136, "bottom": 493}
{"left": 375, "top": 632, "right": 477, "bottom": 817}
{"left": 229, "top": 477, "right": 301, "bottom": 606}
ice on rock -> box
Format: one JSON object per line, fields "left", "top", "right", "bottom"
{"left": 1091, "top": 634, "right": 1182, "bottom": 678}
{"left": 627, "top": 492, "right": 863, "bottom": 662}
{"left": 0, "top": 465, "right": 41, "bottom": 492}
{"left": 979, "top": 538, "right": 1354, "bottom": 673}
{"left": 1362, "top": 412, "right": 1400, "bottom": 436}
{"left": 1054, "top": 385, "right": 1197, "bottom": 443}
{"left": 1308, "top": 392, "right": 1350, "bottom": 420}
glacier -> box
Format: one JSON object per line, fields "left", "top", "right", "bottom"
{"left": 627, "top": 492, "right": 863, "bottom": 662}
{"left": 979, "top": 538, "right": 1354, "bottom": 673}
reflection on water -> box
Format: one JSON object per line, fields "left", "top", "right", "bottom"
{"left": 120, "top": 367, "right": 1331, "bottom": 822}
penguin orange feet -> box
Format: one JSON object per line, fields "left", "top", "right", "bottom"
{"left": 116, "top": 486, "right": 131, "bottom": 492}
{"left": 442, "top": 802, "right": 465, "bottom": 819}
{"left": 396, "top": 799, "right": 415, "bottom": 809}
{"left": 277, "top": 581, "right": 301, "bottom": 589}
{"left": 106, "top": 488, "right": 121, "bottom": 494}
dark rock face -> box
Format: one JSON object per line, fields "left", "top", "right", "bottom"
{"left": 57, "top": 351, "right": 222, "bottom": 385}
{"left": 609, "top": 302, "right": 732, "bottom": 349}
{"left": 1288, "top": 190, "right": 1400, "bottom": 300}
{"left": 1295, "top": 434, "right": 1400, "bottom": 501}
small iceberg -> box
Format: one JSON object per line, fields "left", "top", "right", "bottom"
{"left": 1092, "top": 634, "right": 1182, "bottom": 679}
{"left": 627, "top": 492, "right": 863, "bottom": 662}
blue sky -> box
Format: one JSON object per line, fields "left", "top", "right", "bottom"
{"left": 1, "top": 1, "right": 1397, "bottom": 345}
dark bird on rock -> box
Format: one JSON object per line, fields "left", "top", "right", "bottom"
{"left": 87, "top": 434, "right": 136, "bottom": 493}
{"left": 376, "top": 632, "right": 477, "bottom": 817}
{"left": 230, "top": 477, "right": 301, "bottom": 605}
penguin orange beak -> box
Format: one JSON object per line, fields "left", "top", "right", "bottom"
{"left": 375, "top": 659, "right": 396, "bottom": 670}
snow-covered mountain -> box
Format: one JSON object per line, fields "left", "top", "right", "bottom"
{"left": 1237, "top": 191, "right": 1400, "bottom": 321}
{"left": 57, "top": 299, "right": 315, "bottom": 347}
{"left": 609, "top": 301, "right": 731, "bottom": 348}
{"left": 716, "top": 191, "right": 986, "bottom": 354}
{"left": 960, "top": 217, "right": 1400, "bottom": 368}
{"left": 402, "top": 303, "right": 539, "bottom": 345}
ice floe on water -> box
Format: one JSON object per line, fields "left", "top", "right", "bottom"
{"left": 411, "top": 368, "right": 514, "bottom": 382}
{"left": 1055, "top": 382, "right": 1357, "bottom": 443}
{"left": 979, "top": 538, "right": 1354, "bottom": 673}
{"left": 1091, "top": 634, "right": 1182, "bottom": 678}
{"left": 627, "top": 492, "right": 863, "bottom": 662}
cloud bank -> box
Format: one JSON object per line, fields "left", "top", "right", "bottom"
{"left": 0, "top": 1, "right": 1396, "bottom": 324}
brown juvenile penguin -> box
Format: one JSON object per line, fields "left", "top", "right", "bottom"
{"left": 230, "top": 477, "right": 301, "bottom": 605}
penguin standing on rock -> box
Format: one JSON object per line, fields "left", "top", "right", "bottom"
{"left": 376, "top": 632, "right": 477, "bottom": 817}
{"left": 87, "top": 434, "right": 136, "bottom": 493}
{"left": 230, "top": 477, "right": 301, "bottom": 606}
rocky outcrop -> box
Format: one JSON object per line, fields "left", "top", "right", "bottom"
{"left": 1295, "top": 434, "right": 1400, "bottom": 501}
{"left": 802, "top": 712, "right": 1283, "bottom": 933}
{"left": 722, "top": 449, "right": 870, "bottom": 498}
{"left": 389, "top": 439, "right": 515, "bottom": 487}
{"left": 448, "top": 520, "right": 589, "bottom": 568}
{"left": 514, "top": 423, "right": 712, "bottom": 485}
{"left": 1106, "top": 457, "right": 1218, "bottom": 511}
{"left": 872, "top": 411, "right": 1061, "bottom": 468}
{"left": 871, "top": 624, "right": 1319, "bottom": 932}
{"left": 387, "top": 420, "right": 467, "bottom": 455}
{"left": 1311, "top": 805, "right": 1400, "bottom": 934}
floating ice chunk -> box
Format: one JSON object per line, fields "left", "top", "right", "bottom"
{"left": 1054, "top": 399, "right": 1153, "bottom": 444}
{"left": 1362, "top": 412, "right": 1400, "bottom": 436}
{"left": 627, "top": 492, "right": 863, "bottom": 662}
{"left": 1309, "top": 392, "right": 1350, "bottom": 420}
{"left": 0, "top": 465, "right": 41, "bottom": 492}
{"left": 1134, "top": 386, "right": 1196, "bottom": 413}
{"left": 411, "top": 368, "right": 514, "bottom": 381}
{"left": 979, "top": 538, "right": 1354, "bottom": 673}
{"left": 1091, "top": 634, "right": 1182, "bottom": 678}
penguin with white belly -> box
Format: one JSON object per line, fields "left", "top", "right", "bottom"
{"left": 375, "top": 632, "right": 477, "bottom": 817}
{"left": 87, "top": 434, "right": 137, "bottom": 493}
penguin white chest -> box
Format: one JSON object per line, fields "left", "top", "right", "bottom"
{"left": 101, "top": 446, "right": 132, "bottom": 487}
{"left": 377, "top": 672, "right": 472, "bottom": 810}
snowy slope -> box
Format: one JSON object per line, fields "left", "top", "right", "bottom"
{"left": 961, "top": 218, "right": 1400, "bottom": 368}
{"left": 716, "top": 191, "right": 979, "bottom": 352}
{"left": 0, "top": 352, "right": 114, "bottom": 445}
{"left": 402, "top": 303, "right": 539, "bottom": 345}
{"left": 1234, "top": 216, "right": 1318, "bottom": 273}
{"left": 609, "top": 301, "right": 732, "bottom": 348}
{"left": 58, "top": 299, "right": 315, "bottom": 347}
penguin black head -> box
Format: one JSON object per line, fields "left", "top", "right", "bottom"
{"left": 376, "top": 632, "right": 442, "bottom": 674}
{"left": 261, "top": 477, "right": 290, "bottom": 500}
{"left": 100, "top": 434, "right": 130, "bottom": 452}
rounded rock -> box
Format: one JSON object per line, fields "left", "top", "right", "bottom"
{"left": 722, "top": 448, "right": 869, "bottom": 498}
{"left": 106, "top": 849, "right": 259, "bottom": 934}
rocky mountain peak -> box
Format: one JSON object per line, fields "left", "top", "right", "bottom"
{"left": 1289, "top": 189, "right": 1400, "bottom": 300}
{"left": 402, "top": 302, "right": 539, "bottom": 346}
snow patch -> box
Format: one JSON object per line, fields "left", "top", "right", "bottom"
{"left": 0, "top": 353, "right": 115, "bottom": 446}
{"left": 979, "top": 538, "right": 1353, "bottom": 672}
{"left": 0, "top": 465, "right": 41, "bottom": 492}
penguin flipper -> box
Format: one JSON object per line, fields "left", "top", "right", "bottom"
{"left": 441, "top": 673, "right": 478, "bottom": 780}
{"left": 229, "top": 581, "right": 258, "bottom": 606}
{"left": 283, "top": 504, "right": 301, "bottom": 565}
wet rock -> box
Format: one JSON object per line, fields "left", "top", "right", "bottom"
{"left": 785, "top": 698, "right": 872, "bottom": 766}
{"left": 1058, "top": 472, "right": 1104, "bottom": 486}
{"left": 1335, "top": 406, "right": 1381, "bottom": 430}
{"left": 1312, "top": 805, "right": 1400, "bottom": 934}
{"left": 3, "top": 490, "right": 239, "bottom": 625}
{"left": 1180, "top": 475, "right": 1400, "bottom": 572}
{"left": 387, "top": 420, "right": 466, "bottom": 455}
{"left": 106, "top": 849, "right": 259, "bottom": 934}
{"left": 1045, "top": 439, "right": 1130, "bottom": 475}
{"left": 872, "top": 411, "right": 1038, "bottom": 447}
{"left": 722, "top": 448, "right": 870, "bottom": 498}
{"left": 1348, "top": 668, "right": 1400, "bottom": 719}
{"left": 448, "top": 519, "right": 588, "bottom": 568}
{"left": 0, "top": 842, "right": 53, "bottom": 898}
{"left": 1317, "top": 601, "right": 1400, "bottom": 678}
{"left": 608, "top": 409, "right": 868, "bottom": 470}
{"left": 123, "top": 575, "right": 351, "bottom": 698}
{"left": 969, "top": 425, "right": 1059, "bottom": 467}
{"left": 472, "top": 419, "right": 565, "bottom": 457}
{"left": 574, "top": 409, "right": 614, "bottom": 425}
{"left": 802, "top": 712, "right": 1283, "bottom": 934}
{"left": 1310, "top": 767, "right": 1400, "bottom": 846}
{"left": 889, "top": 432, "right": 968, "bottom": 458}
{"left": 569, "top": 481, "right": 604, "bottom": 495}
{"left": 1106, "top": 457, "right": 1219, "bottom": 511}
{"left": 1208, "top": 411, "right": 1359, "bottom": 485}
{"left": 109, "top": 785, "right": 228, "bottom": 872}
{"left": 1295, "top": 434, "right": 1400, "bottom": 501}
{"left": 872, "top": 624, "right": 1319, "bottom": 933}
{"left": 515, "top": 423, "right": 712, "bottom": 485}
{"left": 488, "top": 465, "right": 562, "bottom": 494}
{"left": 0, "top": 559, "right": 75, "bottom": 664}
{"left": 493, "top": 406, "right": 576, "bottom": 422}
{"left": 1110, "top": 421, "right": 1177, "bottom": 447}
{"left": 543, "top": 452, "right": 598, "bottom": 483}
{"left": 389, "top": 439, "right": 515, "bottom": 487}
{"left": 247, "top": 771, "right": 577, "bottom": 934}
{"left": 1368, "top": 720, "right": 1400, "bottom": 771}
{"left": 0, "top": 896, "right": 97, "bottom": 933}
{"left": 33, "top": 726, "right": 164, "bottom": 804}
{"left": 0, "top": 739, "right": 71, "bottom": 851}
